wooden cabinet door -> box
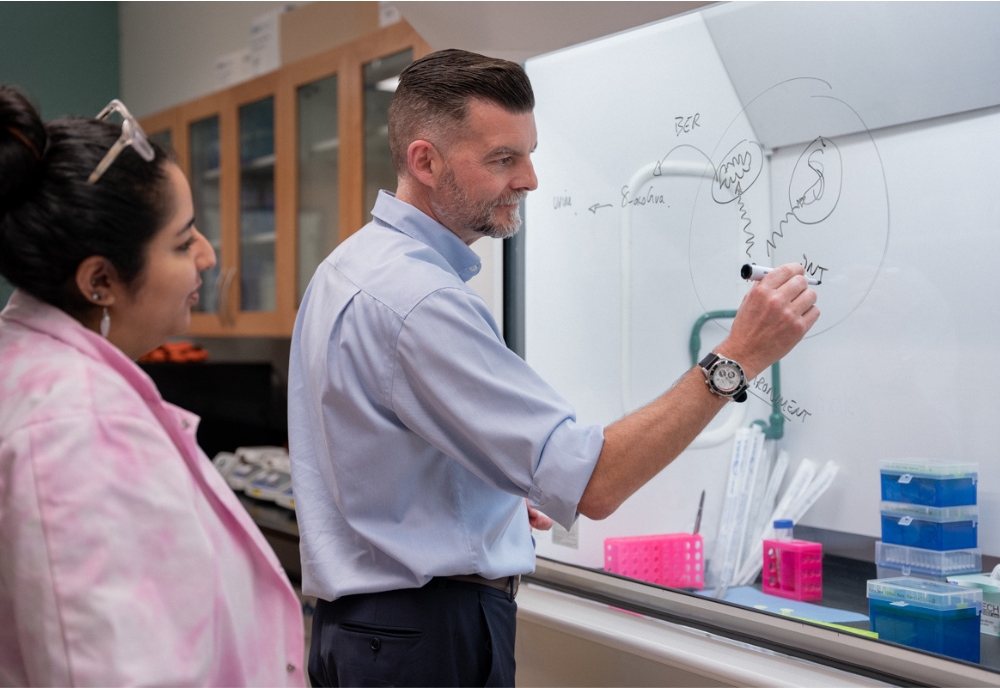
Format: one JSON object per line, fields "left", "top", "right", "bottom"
{"left": 140, "top": 20, "right": 431, "bottom": 337}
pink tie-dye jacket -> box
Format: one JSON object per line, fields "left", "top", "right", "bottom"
{"left": 0, "top": 291, "right": 305, "bottom": 687}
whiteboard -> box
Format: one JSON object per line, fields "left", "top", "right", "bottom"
{"left": 523, "top": 4, "right": 1000, "bottom": 570}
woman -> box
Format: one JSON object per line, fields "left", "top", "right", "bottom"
{"left": 0, "top": 87, "right": 304, "bottom": 686}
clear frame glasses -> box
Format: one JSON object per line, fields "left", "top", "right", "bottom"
{"left": 87, "top": 99, "right": 156, "bottom": 184}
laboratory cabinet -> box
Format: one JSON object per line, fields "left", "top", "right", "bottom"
{"left": 141, "top": 20, "right": 431, "bottom": 336}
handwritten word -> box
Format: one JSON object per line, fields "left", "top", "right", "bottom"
{"left": 675, "top": 113, "right": 701, "bottom": 137}
{"left": 621, "top": 185, "right": 666, "bottom": 208}
{"left": 553, "top": 195, "right": 572, "bottom": 210}
{"left": 751, "top": 376, "right": 813, "bottom": 422}
{"left": 588, "top": 203, "right": 613, "bottom": 214}
{"left": 801, "top": 254, "right": 828, "bottom": 283}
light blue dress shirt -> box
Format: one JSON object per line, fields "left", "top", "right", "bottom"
{"left": 288, "top": 191, "right": 604, "bottom": 601}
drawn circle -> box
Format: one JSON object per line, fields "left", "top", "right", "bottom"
{"left": 687, "top": 78, "right": 890, "bottom": 339}
{"left": 789, "top": 136, "right": 842, "bottom": 224}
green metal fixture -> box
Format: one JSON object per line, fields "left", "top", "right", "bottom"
{"left": 688, "top": 310, "right": 784, "bottom": 440}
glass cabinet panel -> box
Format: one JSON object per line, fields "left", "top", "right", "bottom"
{"left": 238, "top": 97, "right": 276, "bottom": 312}
{"left": 188, "top": 116, "right": 221, "bottom": 313}
{"left": 363, "top": 49, "right": 413, "bottom": 221}
{"left": 148, "top": 129, "right": 172, "bottom": 152}
{"left": 297, "top": 74, "right": 339, "bottom": 305}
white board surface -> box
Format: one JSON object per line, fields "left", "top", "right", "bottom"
{"left": 523, "top": 5, "right": 1000, "bottom": 570}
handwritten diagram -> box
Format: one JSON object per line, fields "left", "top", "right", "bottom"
{"left": 683, "top": 78, "right": 889, "bottom": 338}
{"left": 535, "top": 78, "right": 889, "bottom": 356}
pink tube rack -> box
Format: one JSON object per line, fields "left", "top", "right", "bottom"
{"left": 762, "top": 539, "right": 823, "bottom": 601}
{"left": 604, "top": 533, "right": 704, "bottom": 589}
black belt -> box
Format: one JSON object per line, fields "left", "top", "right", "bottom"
{"left": 445, "top": 574, "right": 520, "bottom": 598}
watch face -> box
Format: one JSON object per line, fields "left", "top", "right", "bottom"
{"left": 711, "top": 363, "right": 743, "bottom": 394}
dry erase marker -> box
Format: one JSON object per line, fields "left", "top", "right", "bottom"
{"left": 741, "top": 263, "right": 821, "bottom": 285}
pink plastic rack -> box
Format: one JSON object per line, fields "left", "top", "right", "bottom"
{"left": 604, "top": 533, "right": 704, "bottom": 590}
{"left": 762, "top": 539, "right": 823, "bottom": 601}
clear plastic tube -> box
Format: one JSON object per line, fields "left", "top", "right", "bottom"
{"left": 773, "top": 519, "right": 794, "bottom": 541}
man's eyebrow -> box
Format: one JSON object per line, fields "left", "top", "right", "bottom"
{"left": 175, "top": 218, "right": 196, "bottom": 236}
{"left": 486, "top": 146, "right": 521, "bottom": 158}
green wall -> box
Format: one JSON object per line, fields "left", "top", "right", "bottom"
{"left": 0, "top": 1, "right": 119, "bottom": 305}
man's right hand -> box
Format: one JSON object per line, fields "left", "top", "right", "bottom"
{"left": 715, "top": 263, "right": 820, "bottom": 379}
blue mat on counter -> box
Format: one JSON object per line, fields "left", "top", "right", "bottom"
{"left": 697, "top": 586, "right": 869, "bottom": 624}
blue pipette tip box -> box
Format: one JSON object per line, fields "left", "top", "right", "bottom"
{"left": 880, "top": 502, "right": 978, "bottom": 551}
{"left": 868, "top": 577, "right": 982, "bottom": 663}
{"left": 879, "top": 460, "right": 977, "bottom": 507}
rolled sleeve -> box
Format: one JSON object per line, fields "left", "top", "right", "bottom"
{"left": 528, "top": 418, "right": 605, "bottom": 529}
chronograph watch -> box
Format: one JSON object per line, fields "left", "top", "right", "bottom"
{"left": 698, "top": 352, "right": 748, "bottom": 403}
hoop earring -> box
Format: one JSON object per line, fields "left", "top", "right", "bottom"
{"left": 100, "top": 307, "right": 111, "bottom": 338}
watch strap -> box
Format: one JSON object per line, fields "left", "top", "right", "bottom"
{"left": 698, "top": 352, "right": 719, "bottom": 370}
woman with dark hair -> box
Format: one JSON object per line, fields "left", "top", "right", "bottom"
{"left": 0, "top": 86, "right": 305, "bottom": 686}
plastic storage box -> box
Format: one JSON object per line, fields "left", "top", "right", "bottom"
{"left": 762, "top": 539, "right": 823, "bottom": 601}
{"left": 867, "top": 577, "right": 982, "bottom": 663}
{"left": 879, "top": 460, "right": 977, "bottom": 507}
{"left": 244, "top": 468, "right": 292, "bottom": 503}
{"left": 947, "top": 573, "right": 1000, "bottom": 637}
{"left": 604, "top": 533, "right": 704, "bottom": 589}
{"left": 880, "top": 501, "right": 978, "bottom": 551}
{"left": 876, "top": 542, "right": 982, "bottom": 581}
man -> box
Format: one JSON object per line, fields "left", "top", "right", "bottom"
{"left": 289, "top": 49, "right": 818, "bottom": 687}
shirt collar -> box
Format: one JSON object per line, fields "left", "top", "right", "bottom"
{"left": 371, "top": 190, "right": 484, "bottom": 283}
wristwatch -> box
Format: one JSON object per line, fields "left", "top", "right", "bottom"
{"left": 698, "top": 352, "right": 748, "bottom": 403}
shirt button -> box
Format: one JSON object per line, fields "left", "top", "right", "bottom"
{"left": 470, "top": 265, "right": 479, "bottom": 273}
{"left": 370, "top": 637, "right": 381, "bottom": 651}
{"left": 181, "top": 420, "right": 190, "bottom": 429}
{"left": 286, "top": 663, "right": 295, "bottom": 672}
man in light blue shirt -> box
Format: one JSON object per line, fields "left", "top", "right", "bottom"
{"left": 290, "top": 49, "right": 819, "bottom": 687}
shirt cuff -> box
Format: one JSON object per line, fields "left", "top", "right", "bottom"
{"left": 528, "top": 418, "right": 604, "bottom": 530}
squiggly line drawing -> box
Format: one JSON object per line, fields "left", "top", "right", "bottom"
{"left": 768, "top": 209, "right": 797, "bottom": 258}
{"left": 768, "top": 136, "right": 843, "bottom": 257}
{"left": 737, "top": 195, "right": 754, "bottom": 258}
{"left": 711, "top": 140, "right": 764, "bottom": 204}
{"left": 796, "top": 154, "right": 826, "bottom": 208}
{"left": 790, "top": 136, "right": 842, "bottom": 225}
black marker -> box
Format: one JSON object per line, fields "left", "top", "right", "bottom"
{"left": 741, "top": 263, "right": 821, "bottom": 285}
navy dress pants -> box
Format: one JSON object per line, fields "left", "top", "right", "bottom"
{"left": 308, "top": 578, "right": 517, "bottom": 687}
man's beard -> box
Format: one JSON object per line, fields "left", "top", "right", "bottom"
{"left": 431, "top": 166, "right": 526, "bottom": 240}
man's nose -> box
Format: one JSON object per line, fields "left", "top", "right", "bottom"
{"left": 518, "top": 158, "right": 538, "bottom": 192}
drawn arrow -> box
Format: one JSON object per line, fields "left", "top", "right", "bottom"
{"left": 588, "top": 203, "right": 613, "bottom": 214}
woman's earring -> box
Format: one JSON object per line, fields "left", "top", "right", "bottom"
{"left": 100, "top": 307, "right": 111, "bottom": 338}
{"left": 92, "top": 293, "right": 100, "bottom": 301}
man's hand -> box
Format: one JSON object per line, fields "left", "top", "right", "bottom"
{"left": 718, "top": 262, "right": 820, "bottom": 378}
{"left": 527, "top": 500, "right": 553, "bottom": 530}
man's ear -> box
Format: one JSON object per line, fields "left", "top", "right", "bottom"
{"left": 406, "top": 139, "right": 442, "bottom": 187}
{"left": 75, "top": 256, "right": 120, "bottom": 308}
